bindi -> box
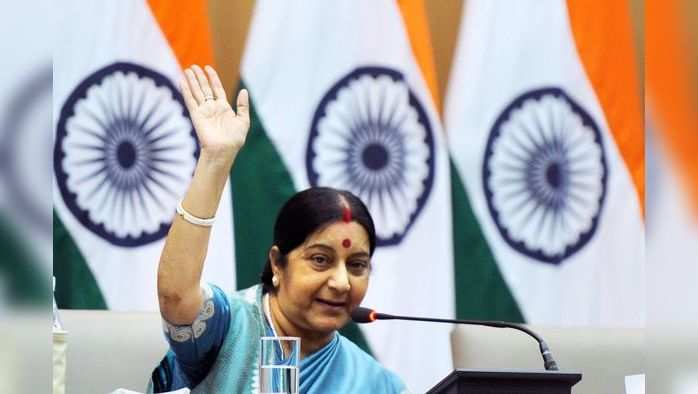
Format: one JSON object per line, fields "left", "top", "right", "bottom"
{"left": 342, "top": 238, "right": 352, "bottom": 248}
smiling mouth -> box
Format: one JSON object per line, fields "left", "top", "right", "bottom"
{"left": 316, "top": 299, "right": 347, "bottom": 308}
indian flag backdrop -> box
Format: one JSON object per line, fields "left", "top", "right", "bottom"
{"left": 646, "top": 0, "right": 698, "bottom": 323}
{"left": 53, "top": 0, "right": 235, "bottom": 310}
{"left": 234, "top": 0, "right": 454, "bottom": 391}
{"left": 445, "top": 0, "right": 644, "bottom": 326}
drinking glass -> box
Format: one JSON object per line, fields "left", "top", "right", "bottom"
{"left": 259, "top": 336, "right": 300, "bottom": 394}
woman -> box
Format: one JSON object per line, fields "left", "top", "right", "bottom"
{"left": 150, "top": 65, "right": 407, "bottom": 393}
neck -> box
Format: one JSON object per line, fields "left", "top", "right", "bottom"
{"left": 268, "top": 293, "right": 334, "bottom": 357}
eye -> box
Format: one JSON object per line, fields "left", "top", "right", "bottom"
{"left": 310, "top": 254, "right": 330, "bottom": 266}
{"left": 347, "top": 260, "right": 370, "bottom": 275}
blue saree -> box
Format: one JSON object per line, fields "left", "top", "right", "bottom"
{"left": 149, "top": 284, "right": 407, "bottom": 393}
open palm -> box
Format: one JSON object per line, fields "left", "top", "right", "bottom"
{"left": 181, "top": 65, "right": 250, "bottom": 159}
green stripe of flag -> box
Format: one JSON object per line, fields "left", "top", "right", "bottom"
{"left": 0, "top": 215, "right": 47, "bottom": 306}
{"left": 230, "top": 82, "right": 297, "bottom": 290}
{"left": 53, "top": 210, "right": 107, "bottom": 309}
{"left": 450, "top": 159, "right": 525, "bottom": 322}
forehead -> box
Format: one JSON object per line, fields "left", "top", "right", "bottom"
{"left": 304, "top": 221, "right": 370, "bottom": 248}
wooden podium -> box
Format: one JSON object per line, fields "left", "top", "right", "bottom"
{"left": 426, "top": 369, "right": 582, "bottom": 394}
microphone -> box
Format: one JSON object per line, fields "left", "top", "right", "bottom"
{"left": 351, "top": 306, "right": 559, "bottom": 371}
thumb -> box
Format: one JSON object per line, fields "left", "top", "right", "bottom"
{"left": 236, "top": 89, "right": 250, "bottom": 125}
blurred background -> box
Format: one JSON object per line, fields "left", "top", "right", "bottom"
{"left": 2, "top": 0, "right": 698, "bottom": 392}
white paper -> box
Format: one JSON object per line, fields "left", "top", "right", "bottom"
{"left": 625, "top": 374, "right": 645, "bottom": 394}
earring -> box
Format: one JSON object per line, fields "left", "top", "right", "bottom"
{"left": 272, "top": 275, "right": 279, "bottom": 288}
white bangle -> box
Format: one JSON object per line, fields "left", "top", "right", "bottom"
{"left": 176, "top": 200, "right": 216, "bottom": 227}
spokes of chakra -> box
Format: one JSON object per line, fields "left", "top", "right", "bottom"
{"left": 306, "top": 67, "right": 436, "bottom": 246}
{"left": 55, "top": 62, "right": 197, "bottom": 246}
{"left": 483, "top": 88, "right": 607, "bottom": 264}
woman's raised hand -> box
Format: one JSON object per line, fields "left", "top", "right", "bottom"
{"left": 181, "top": 65, "right": 250, "bottom": 167}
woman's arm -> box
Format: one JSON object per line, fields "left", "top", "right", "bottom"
{"left": 157, "top": 65, "right": 249, "bottom": 325}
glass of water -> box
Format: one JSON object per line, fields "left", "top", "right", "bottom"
{"left": 259, "top": 336, "right": 300, "bottom": 394}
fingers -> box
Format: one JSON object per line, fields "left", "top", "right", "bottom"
{"left": 184, "top": 68, "right": 205, "bottom": 105}
{"left": 191, "top": 65, "right": 215, "bottom": 101}
{"left": 204, "top": 65, "right": 227, "bottom": 102}
{"left": 181, "top": 65, "right": 234, "bottom": 112}
{"left": 179, "top": 78, "right": 198, "bottom": 113}
{"left": 236, "top": 89, "right": 250, "bottom": 125}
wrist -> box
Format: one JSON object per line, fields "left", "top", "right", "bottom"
{"left": 184, "top": 160, "right": 229, "bottom": 219}
{"left": 198, "top": 147, "right": 237, "bottom": 171}
{"left": 192, "top": 150, "right": 235, "bottom": 195}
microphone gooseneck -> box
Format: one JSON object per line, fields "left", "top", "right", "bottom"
{"left": 351, "top": 306, "right": 559, "bottom": 371}
{"left": 350, "top": 306, "right": 377, "bottom": 323}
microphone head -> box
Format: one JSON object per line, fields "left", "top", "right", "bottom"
{"left": 351, "top": 306, "right": 377, "bottom": 323}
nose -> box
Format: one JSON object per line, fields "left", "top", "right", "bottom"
{"left": 328, "top": 264, "right": 351, "bottom": 293}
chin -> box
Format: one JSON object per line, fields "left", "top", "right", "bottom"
{"left": 311, "top": 317, "right": 348, "bottom": 333}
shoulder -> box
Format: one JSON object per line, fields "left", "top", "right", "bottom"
{"left": 336, "top": 334, "right": 407, "bottom": 392}
{"left": 228, "top": 284, "right": 262, "bottom": 307}
{"left": 216, "top": 284, "right": 264, "bottom": 332}
{"left": 214, "top": 283, "right": 262, "bottom": 317}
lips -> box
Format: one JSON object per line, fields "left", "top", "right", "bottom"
{"left": 315, "top": 298, "right": 347, "bottom": 308}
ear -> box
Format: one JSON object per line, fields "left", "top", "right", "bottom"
{"left": 268, "top": 246, "right": 282, "bottom": 275}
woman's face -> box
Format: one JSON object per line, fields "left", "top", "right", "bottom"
{"left": 272, "top": 220, "right": 371, "bottom": 335}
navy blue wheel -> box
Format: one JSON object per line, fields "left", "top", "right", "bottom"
{"left": 54, "top": 62, "right": 198, "bottom": 247}
{"left": 306, "top": 66, "right": 436, "bottom": 246}
{"left": 482, "top": 87, "right": 608, "bottom": 264}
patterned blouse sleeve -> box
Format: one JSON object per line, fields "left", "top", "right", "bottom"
{"left": 161, "top": 283, "right": 231, "bottom": 387}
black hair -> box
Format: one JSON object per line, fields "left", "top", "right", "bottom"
{"left": 260, "top": 187, "right": 376, "bottom": 293}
